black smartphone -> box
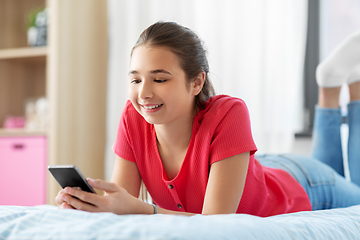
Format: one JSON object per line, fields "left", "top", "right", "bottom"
{"left": 48, "top": 165, "right": 97, "bottom": 194}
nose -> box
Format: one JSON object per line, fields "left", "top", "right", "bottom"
{"left": 138, "top": 80, "right": 153, "bottom": 100}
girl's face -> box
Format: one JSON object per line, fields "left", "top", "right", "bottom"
{"left": 128, "top": 45, "right": 201, "bottom": 126}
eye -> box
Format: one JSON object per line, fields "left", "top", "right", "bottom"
{"left": 131, "top": 79, "right": 141, "bottom": 84}
{"left": 154, "top": 79, "right": 167, "bottom": 83}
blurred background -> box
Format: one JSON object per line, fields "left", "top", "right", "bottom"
{"left": 105, "top": 0, "right": 360, "bottom": 178}
{"left": 0, "top": 0, "right": 359, "bottom": 205}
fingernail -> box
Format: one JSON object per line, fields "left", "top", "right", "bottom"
{"left": 87, "top": 178, "right": 94, "bottom": 182}
{"left": 65, "top": 187, "right": 71, "bottom": 193}
{"left": 62, "top": 202, "right": 69, "bottom": 209}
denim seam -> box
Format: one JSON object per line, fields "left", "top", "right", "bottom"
{"left": 279, "top": 154, "right": 336, "bottom": 186}
{"left": 258, "top": 156, "right": 299, "bottom": 183}
{"left": 279, "top": 154, "right": 334, "bottom": 209}
{"left": 311, "top": 202, "right": 332, "bottom": 208}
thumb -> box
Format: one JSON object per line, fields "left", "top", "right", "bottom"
{"left": 87, "top": 178, "right": 119, "bottom": 193}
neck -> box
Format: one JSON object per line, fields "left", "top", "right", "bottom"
{"left": 154, "top": 109, "right": 195, "bottom": 152}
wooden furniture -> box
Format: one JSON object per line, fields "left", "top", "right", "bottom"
{"left": 0, "top": 0, "right": 108, "bottom": 205}
{"left": 0, "top": 136, "right": 47, "bottom": 206}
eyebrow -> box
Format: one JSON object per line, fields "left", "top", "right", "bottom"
{"left": 128, "top": 69, "right": 172, "bottom": 75}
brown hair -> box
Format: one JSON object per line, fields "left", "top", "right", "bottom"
{"left": 132, "top": 21, "right": 215, "bottom": 108}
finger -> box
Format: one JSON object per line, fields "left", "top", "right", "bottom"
{"left": 55, "top": 190, "right": 68, "bottom": 206}
{"left": 87, "top": 178, "right": 119, "bottom": 192}
{"left": 62, "top": 190, "right": 98, "bottom": 212}
{"left": 64, "top": 187, "right": 101, "bottom": 207}
{"left": 60, "top": 202, "right": 75, "bottom": 210}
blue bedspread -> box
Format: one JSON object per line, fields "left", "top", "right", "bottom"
{"left": 1, "top": 205, "right": 360, "bottom": 239}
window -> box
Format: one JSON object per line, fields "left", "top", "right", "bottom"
{"left": 298, "top": 0, "right": 360, "bottom": 136}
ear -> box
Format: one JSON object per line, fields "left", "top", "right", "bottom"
{"left": 191, "top": 72, "right": 206, "bottom": 96}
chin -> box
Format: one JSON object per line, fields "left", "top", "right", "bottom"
{"left": 139, "top": 114, "right": 159, "bottom": 125}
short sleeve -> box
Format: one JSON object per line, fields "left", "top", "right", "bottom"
{"left": 209, "top": 99, "right": 257, "bottom": 165}
{"left": 112, "top": 101, "right": 136, "bottom": 162}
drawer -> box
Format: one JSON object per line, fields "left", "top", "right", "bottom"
{"left": 0, "top": 136, "right": 46, "bottom": 150}
{"left": 0, "top": 136, "right": 47, "bottom": 206}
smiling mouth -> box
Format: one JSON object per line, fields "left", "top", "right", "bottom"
{"left": 142, "top": 104, "right": 163, "bottom": 110}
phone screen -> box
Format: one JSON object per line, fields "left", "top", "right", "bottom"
{"left": 48, "top": 165, "right": 96, "bottom": 193}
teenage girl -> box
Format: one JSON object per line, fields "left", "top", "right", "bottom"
{"left": 55, "top": 22, "right": 360, "bottom": 216}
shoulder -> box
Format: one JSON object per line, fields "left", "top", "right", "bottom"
{"left": 206, "top": 95, "right": 247, "bottom": 110}
{"left": 201, "top": 96, "right": 257, "bottom": 163}
{"left": 199, "top": 95, "right": 250, "bottom": 120}
{"left": 194, "top": 95, "right": 253, "bottom": 139}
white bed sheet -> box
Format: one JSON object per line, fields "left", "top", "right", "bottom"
{"left": 1, "top": 205, "right": 360, "bottom": 239}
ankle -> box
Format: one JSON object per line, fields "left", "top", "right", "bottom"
{"left": 349, "top": 82, "right": 360, "bottom": 101}
{"left": 318, "top": 86, "right": 341, "bottom": 108}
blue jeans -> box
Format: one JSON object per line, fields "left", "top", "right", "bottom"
{"left": 257, "top": 154, "right": 360, "bottom": 211}
{"left": 312, "top": 101, "right": 360, "bottom": 185}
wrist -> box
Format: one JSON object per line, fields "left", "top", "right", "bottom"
{"left": 135, "top": 198, "right": 156, "bottom": 214}
{"left": 151, "top": 203, "right": 158, "bottom": 214}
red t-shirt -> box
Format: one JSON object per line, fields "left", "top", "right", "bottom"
{"left": 113, "top": 95, "right": 311, "bottom": 216}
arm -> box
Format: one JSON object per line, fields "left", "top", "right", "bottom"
{"left": 60, "top": 155, "right": 195, "bottom": 215}
{"left": 157, "top": 151, "right": 249, "bottom": 215}
{"left": 110, "top": 156, "right": 193, "bottom": 215}
{"left": 111, "top": 155, "right": 142, "bottom": 198}
{"left": 202, "top": 151, "right": 249, "bottom": 214}
{"left": 55, "top": 155, "right": 141, "bottom": 209}
{"left": 61, "top": 152, "right": 249, "bottom": 216}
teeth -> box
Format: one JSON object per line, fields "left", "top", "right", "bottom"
{"left": 143, "top": 104, "right": 162, "bottom": 110}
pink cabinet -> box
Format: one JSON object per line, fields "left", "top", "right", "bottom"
{"left": 0, "top": 136, "right": 47, "bottom": 206}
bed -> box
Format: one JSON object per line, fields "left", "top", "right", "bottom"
{"left": 1, "top": 205, "right": 360, "bottom": 239}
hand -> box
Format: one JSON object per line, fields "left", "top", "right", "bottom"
{"left": 59, "top": 178, "right": 148, "bottom": 215}
{"left": 55, "top": 188, "right": 76, "bottom": 210}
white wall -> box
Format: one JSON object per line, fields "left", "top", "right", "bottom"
{"left": 105, "top": 0, "right": 308, "bottom": 180}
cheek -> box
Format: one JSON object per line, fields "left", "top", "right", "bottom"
{"left": 128, "top": 87, "right": 140, "bottom": 109}
{"left": 128, "top": 85, "right": 137, "bottom": 101}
